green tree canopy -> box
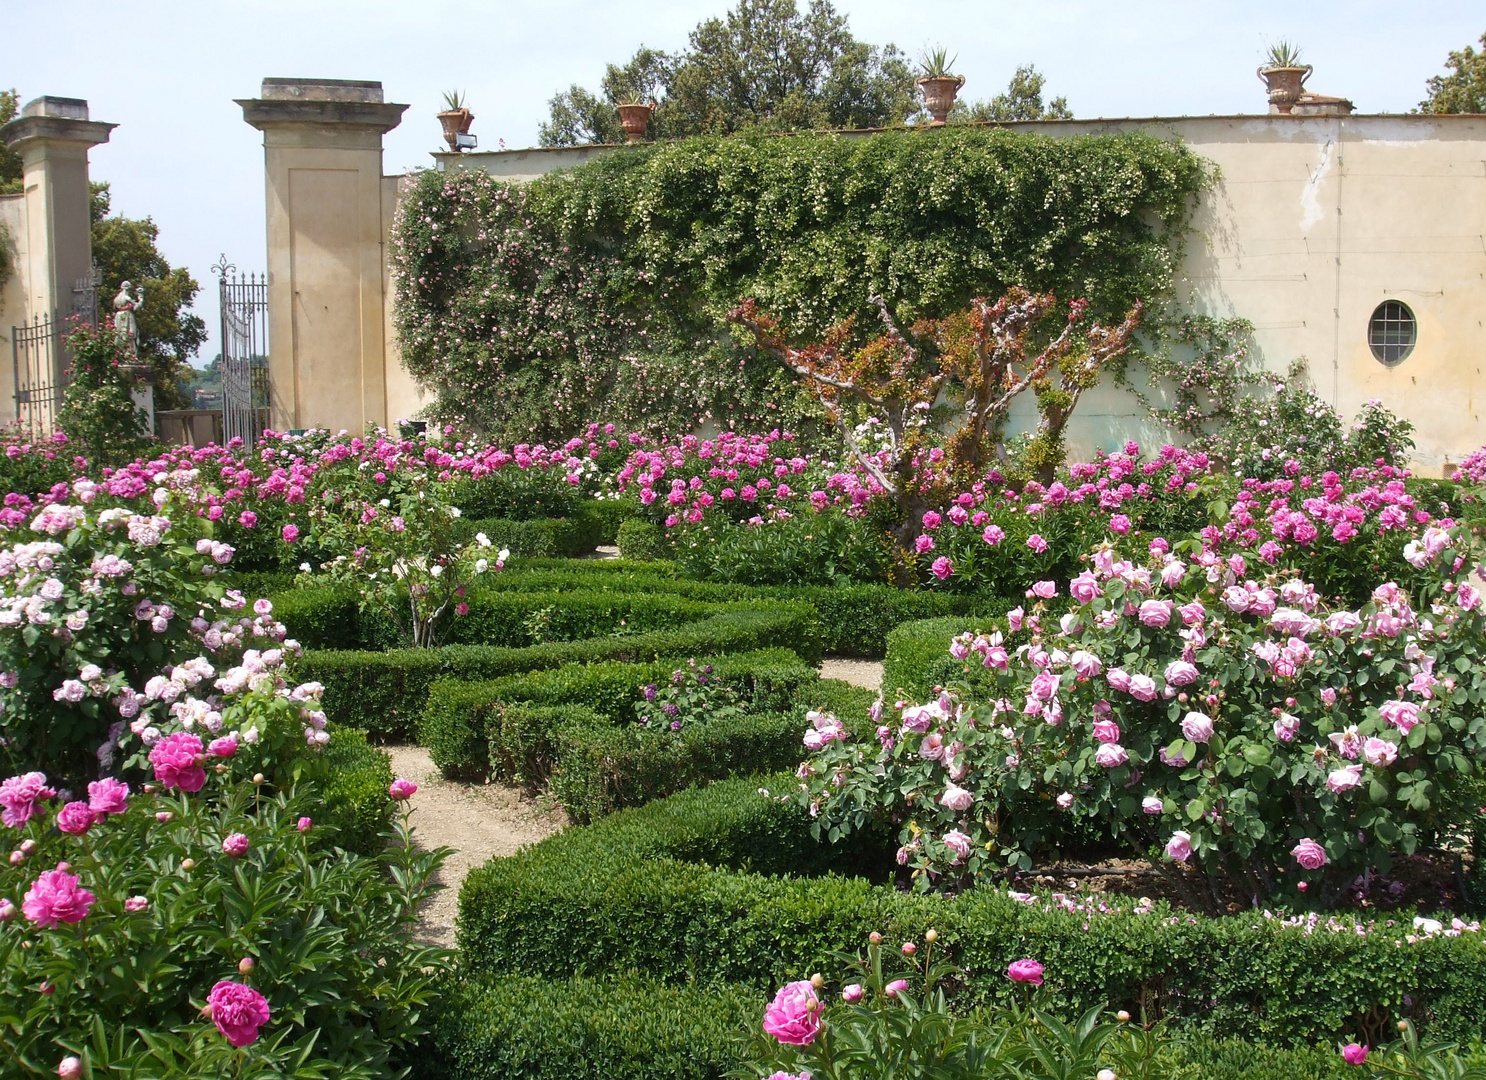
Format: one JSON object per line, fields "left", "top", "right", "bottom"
{"left": 1420, "top": 31, "right": 1486, "bottom": 113}
{"left": 951, "top": 65, "right": 1072, "bottom": 123}
{"left": 0, "top": 88, "right": 20, "bottom": 195}
{"left": 539, "top": 0, "right": 918, "bottom": 145}
{"left": 90, "top": 182, "right": 206, "bottom": 410}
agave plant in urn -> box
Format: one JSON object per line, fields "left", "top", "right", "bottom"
{"left": 917, "top": 48, "right": 965, "bottom": 126}
{"left": 1257, "top": 41, "right": 1312, "bottom": 114}
{"left": 437, "top": 89, "right": 474, "bottom": 151}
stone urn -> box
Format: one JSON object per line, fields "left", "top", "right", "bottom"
{"left": 1257, "top": 65, "right": 1313, "bottom": 114}
{"left": 917, "top": 74, "right": 965, "bottom": 126}
{"left": 437, "top": 107, "right": 474, "bottom": 151}
{"left": 616, "top": 102, "right": 654, "bottom": 143}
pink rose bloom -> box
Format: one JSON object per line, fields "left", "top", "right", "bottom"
{"left": 1160, "top": 560, "right": 1186, "bottom": 589}
{"left": 763, "top": 980, "right": 821, "bottom": 1045}
{"left": 1, "top": 772, "right": 57, "bottom": 828}
{"left": 1320, "top": 688, "right": 1338, "bottom": 707}
{"left": 1325, "top": 611, "right": 1361, "bottom": 636}
{"left": 1363, "top": 737, "right": 1398, "bottom": 767}
{"left": 1458, "top": 584, "right": 1482, "bottom": 612}
{"left": 1094, "top": 743, "right": 1129, "bottom": 768}
{"left": 1164, "top": 661, "right": 1198, "bottom": 687}
{"left": 1127, "top": 675, "right": 1158, "bottom": 702}
{"left": 1342, "top": 1044, "right": 1368, "bottom": 1066}
{"left": 1221, "top": 587, "right": 1252, "bottom": 614}
{"left": 884, "top": 979, "right": 909, "bottom": 998}
{"left": 1179, "top": 601, "right": 1206, "bottom": 628}
{"left": 222, "top": 833, "right": 250, "bottom": 858}
{"left": 55, "top": 801, "right": 95, "bottom": 836}
{"left": 1292, "top": 838, "right": 1327, "bottom": 870}
{"left": 297, "top": 817, "right": 313, "bottom": 832}
{"left": 1180, "top": 712, "right": 1215, "bottom": 743}
{"left": 1093, "top": 719, "right": 1121, "bottom": 744}
{"left": 208, "top": 735, "right": 239, "bottom": 758}
{"left": 940, "top": 783, "right": 974, "bottom": 811}
{"left": 388, "top": 778, "right": 418, "bottom": 800}
{"left": 982, "top": 524, "right": 1005, "bottom": 545}
{"left": 281, "top": 524, "right": 300, "bottom": 543}
{"left": 1069, "top": 572, "right": 1102, "bottom": 604}
{"left": 1138, "top": 600, "right": 1174, "bottom": 628}
{"left": 1378, "top": 700, "right": 1422, "bottom": 735}
{"left": 207, "top": 980, "right": 271, "bottom": 1047}
{"left": 1056, "top": 792, "right": 1074, "bottom": 809}
{"left": 942, "top": 828, "right": 973, "bottom": 863}
{"left": 87, "top": 778, "right": 129, "bottom": 816}
{"left": 1069, "top": 650, "right": 1102, "bottom": 679}
{"left": 1106, "top": 668, "right": 1131, "bottom": 693}
{"left": 1165, "top": 831, "right": 1192, "bottom": 862}
{"left": 930, "top": 556, "right": 954, "bottom": 581}
{"left": 1006, "top": 607, "right": 1024, "bottom": 633}
{"left": 1141, "top": 796, "right": 1163, "bottom": 815}
{"left": 1273, "top": 713, "right": 1301, "bottom": 742}
{"left": 1031, "top": 580, "right": 1057, "bottom": 599}
{"left": 1030, "top": 669, "right": 1061, "bottom": 701}
{"left": 1026, "top": 533, "right": 1048, "bottom": 553}
{"left": 149, "top": 732, "right": 206, "bottom": 793}
{"left": 22, "top": 865, "right": 96, "bottom": 927}
{"left": 1326, "top": 764, "right": 1364, "bottom": 793}
{"left": 1006, "top": 959, "right": 1044, "bottom": 985}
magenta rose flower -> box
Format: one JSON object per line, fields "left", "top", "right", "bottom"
{"left": 930, "top": 556, "right": 954, "bottom": 581}
{"left": 206, "top": 979, "right": 271, "bottom": 1047}
{"left": 389, "top": 778, "right": 418, "bottom": 801}
{"left": 1007, "top": 958, "right": 1044, "bottom": 985}
{"left": 1341, "top": 1043, "right": 1368, "bottom": 1066}
{"left": 55, "top": 801, "right": 95, "bottom": 836}
{"left": 87, "top": 777, "right": 129, "bottom": 816}
{"left": 23, "top": 864, "right": 96, "bottom": 927}
{"left": 149, "top": 732, "right": 206, "bottom": 793}
{"left": 1, "top": 772, "right": 57, "bottom": 828}
{"left": 1092, "top": 719, "right": 1121, "bottom": 744}
{"left": 222, "top": 833, "right": 250, "bottom": 858}
{"left": 1292, "top": 838, "right": 1327, "bottom": 870}
{"left": 763, "top": 980, "right": 821, "bottom": 1045}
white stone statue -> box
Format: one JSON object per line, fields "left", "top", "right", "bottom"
{"left": 112, "top": 281, "right": 144, "bottom": 351}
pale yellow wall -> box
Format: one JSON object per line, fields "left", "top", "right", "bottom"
{"left": 381, "top": 172, "right": 428, "bottom": 427}
{"left": 0, "top": 193, "right": 28, "bottom": 414}
{"left": 436, "top": 115, "right": 1486, "bottom": 470}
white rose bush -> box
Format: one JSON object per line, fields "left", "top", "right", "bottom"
{"left": 799, "top": 522, "right": 1486, "bottom": 912}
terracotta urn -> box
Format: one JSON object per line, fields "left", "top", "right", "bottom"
{"left": 437, "top": 108, "right": 474, "bottom": 151}
{"left": 616, "top": 102, "right": 654, "bottom": 143}
{"left": 917, "top": 74, "right": 965, "bottom": 126}
{"left": 1257, "top": 65, "right": 1312, "bottom": 114}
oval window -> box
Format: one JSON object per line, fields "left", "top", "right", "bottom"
{"left": 1368, "top": 300, "right": 1416, "bottom": 366}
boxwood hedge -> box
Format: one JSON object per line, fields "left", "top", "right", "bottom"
{"left": 457, "top": 774, "right": 1486, "bottom": 1045}
{"left": 297, "top": 606, "right": 821, "bottom": 740}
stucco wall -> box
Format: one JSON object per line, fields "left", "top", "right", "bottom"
{"left": 432, "top": 115, "right": 1486, "bottom": 472}
{"left": 0, "top": 193, "right": 28, "bottom": 414}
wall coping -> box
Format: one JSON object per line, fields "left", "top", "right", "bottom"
{"left": 237, "top": 98, "right": 408, "bottom": 134}
{"left": 0, "top": 115, "right": 116, "bottom": 151}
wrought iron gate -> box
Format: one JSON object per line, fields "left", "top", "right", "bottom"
{"left": 215, "top": 257, "right": 270, "bottom": 447}
{"left": 9, "top": 266, "right": 106, "bottom": 439}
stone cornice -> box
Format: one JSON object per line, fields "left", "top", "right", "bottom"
{"left": 0, "top": 115, "right": 116, "bottom": 150}
{"left": 237, "top": 98, "right": 408, "bottom": 134}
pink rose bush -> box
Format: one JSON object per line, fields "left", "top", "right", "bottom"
{"left": 798, "top": 522, "right": 1486, "bottom": 909}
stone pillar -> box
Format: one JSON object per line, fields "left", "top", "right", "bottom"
{"left": 237, "top": 79, "right": 407, "bottom": 434}
{"left": 0, "top": 96, "right": 115, "bottom": 323}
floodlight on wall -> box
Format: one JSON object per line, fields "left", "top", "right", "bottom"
{"left": 454, "top": 132, "right": 477, "bottom": 150}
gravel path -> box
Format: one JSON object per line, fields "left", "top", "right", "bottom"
{"left": 820, "top": 658, "right": 883, "bottom": 692}
{"left": 385, "top": 745, "right": 567, "bottom": 947}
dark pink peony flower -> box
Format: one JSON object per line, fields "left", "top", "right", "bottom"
{"left": 23, "top": 865, "right": 96, "bottom": 927}
{"left": 87, "top": 777, "right": 129, "bottom": 816}
{"left": 388, "top": 778, "right": 418, "bottom": 801}
{"left": 1007, "top": 959, "right": 1044, "bottom": 985}
{"left": 149, "top": 733, "right": 206, "bottom": 792}
{"left": 1, "top": 772, "right": 57, "bottom": 828}
{"left": 55, "top": 801, "right": 95, "bottom": 836}
{"left": 206, "top": 979, "right": 271, "bottom": 1047}
{"left": 222, "top": 833, "right": 250, "bottom": 858}
{"left": 763, "top": 980, "right": 821, "bottom": 1045}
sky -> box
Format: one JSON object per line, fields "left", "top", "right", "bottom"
{"left": 3, "top": 0, "right": 1480, "bottom": 365}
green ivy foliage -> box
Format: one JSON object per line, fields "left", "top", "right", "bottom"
{"left": 392, "top": 127, "right": 1207, "bottom": 441}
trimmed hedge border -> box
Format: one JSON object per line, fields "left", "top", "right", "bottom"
{"left": 458, "top": 774, "right": 1486, "bottom": 1045}
{"left": 297, "top": 606, "right": 821, "bottom": 740}
{"left": 418, "top": 649, "right": 818, "bottom": 785}
{"left": 416, "top": 973, "right": 1368, "bottom": 1080}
